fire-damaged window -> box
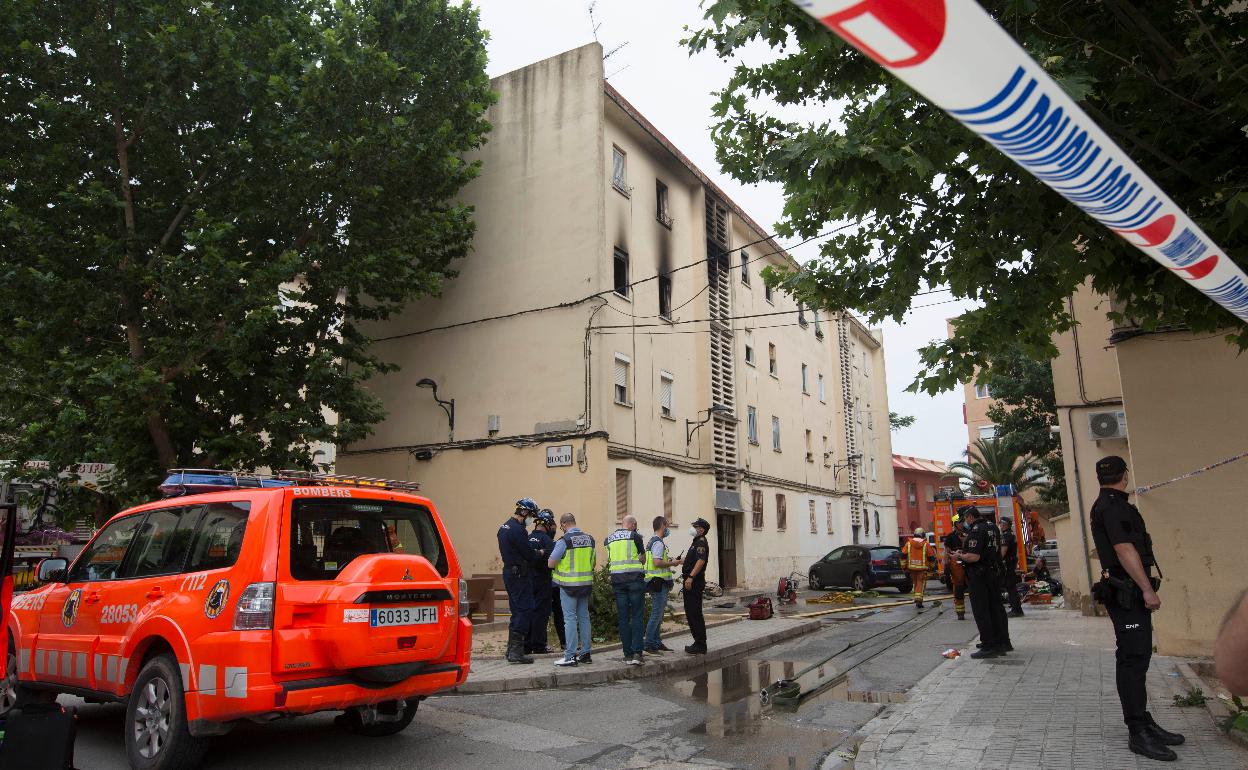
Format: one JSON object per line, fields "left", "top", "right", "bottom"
{"left": 614, "top": 247, "right": 630, "bottom": 297}
{"left": 659, "top": 274, "right": 672, "bottom": 319}
{"left": 289, "top": 499, "right": 447, "bottom": 580}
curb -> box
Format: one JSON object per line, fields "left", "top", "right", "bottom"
{"left": 1172, "top": 661, "right": 1248, "bottom": 750}
{"left": 450, "top": 617, "right": 822, "bottom": 694}
{"left": 472, "top": 616, "right": 744, "bottom": 661}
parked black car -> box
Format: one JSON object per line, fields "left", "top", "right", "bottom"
{"left": 808, "top": 545, "right": 913, "bottom": 593}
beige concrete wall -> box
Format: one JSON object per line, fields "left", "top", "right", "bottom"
{"left": 1049, "top": 285, "right": 1124, "bottom": 610}
{"left": 350, "top": 43, "right": 608, "bottom": 452}
{"left": 1115, "top": 330, "right": 1248, "bottom": 656}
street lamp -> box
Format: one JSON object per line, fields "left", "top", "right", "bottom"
{"left": 416, "top": 378, "right": 455, "bottom": 442}
{"left": 833, "top": 452, "right": 864, "bottom": 482}
{"left": 686, "top": 404, "right": 732, "bottom": 446}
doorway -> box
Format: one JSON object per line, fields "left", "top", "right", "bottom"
{"left": 716, "top": 513, "right": 738, "bottom": 587}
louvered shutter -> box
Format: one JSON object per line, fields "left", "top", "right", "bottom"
{"left": 752, "top": 490, "right": 764, "bottom": 529}
{"left": 663, "top": 477, "right": 674, "bottom": 520}
{"left": 615, "top": 470, "right": 629, "bottom": 522}
{"left": 660, "top": 375, "right": 673, "bottom": 417}
{"left": 776, "top": 495, "right": 787, "bottom": 531}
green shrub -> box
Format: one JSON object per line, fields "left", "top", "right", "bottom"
{"left": 587, "top": 567, "right": 661, "bottom": 644}
{"left": 1173, "top": 687, "right": 1208, "bottom": 707}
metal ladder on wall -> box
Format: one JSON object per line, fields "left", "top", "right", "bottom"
{"left": 837, "top": 314, "right": 862, "bottom": 526}
{"left": 706, "top": 196, "right": 738, "bottom": 493}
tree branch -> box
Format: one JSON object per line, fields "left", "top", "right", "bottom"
{"left": 157, "top": 163, "right": 213, "bottom": 252}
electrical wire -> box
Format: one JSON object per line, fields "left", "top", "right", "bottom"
{"left": 372, "top": 217, "right": 877, "bottom": 341}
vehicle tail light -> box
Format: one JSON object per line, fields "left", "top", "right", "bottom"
{"left": 458, "top": 578, "right": 469, "bottom": 618}
{"left": 233, "top": 582, "right": 276, "bottom": 630}
{"left": 871, "top": 559, "right": 887, "bottom": 567}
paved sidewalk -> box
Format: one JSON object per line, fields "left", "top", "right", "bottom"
{"left": 452, "top": 616, "right": 820, "bottom": 694}
{"left": 844, "top": 607, "right": 1248, "bottom": 770}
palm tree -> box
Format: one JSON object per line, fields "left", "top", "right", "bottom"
{"left": 945, "top": 437, "right": 1047, "bottom": 496}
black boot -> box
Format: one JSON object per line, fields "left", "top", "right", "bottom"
{"left": 1129, "top": 729, "right": 1177, "bottom": 761}
{"left": 1143, "top": 714, "right": 1185, "bottom": 746}
{"left": 506, "top": 631, "right": 534, "bottom": 664}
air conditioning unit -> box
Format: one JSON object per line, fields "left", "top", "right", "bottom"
{"left": 1088, "top": 411, "right": 1127, "bottom": 441}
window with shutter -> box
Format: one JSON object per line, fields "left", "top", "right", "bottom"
{"left": 826, "top": 501, "right": 833, "bottom": 534}
{"left": 776, "top": 494, "right": 787, "bottom": 531}
{"left": 771, "top": 416, "right": 781, "bottom": 452}
{"left": 660, "top": 372, "right": 674, "bottom": 418}
{"left": 663, "top": 476, "right": 674, "bottom": 522}
{"left": 809, "top": 499, "right": 817, "bottom": 534}
{"left": 747, "top": 407, "right": 758, "bottom": 444}
{"left": 614, "top": 355, "right": 630, "bottom": 405}
{"left": 801, "top": 363, "right": 809, "bottom": 393}
{"left": 615, "top": 469, "right": 630, "bottom": 523}
{"left": 751, "top": 489, "right": 763, "bottom": 530}
{"left": 612, "top": 146, "right": 628, "bottom": 193}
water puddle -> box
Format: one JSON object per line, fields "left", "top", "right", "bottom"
{"left": 650, "top": 656, "right": 906, "bottom": 769}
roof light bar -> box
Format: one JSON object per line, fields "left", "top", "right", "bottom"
{"left": 160, "top": 468, "right": 421, "bottom": 497}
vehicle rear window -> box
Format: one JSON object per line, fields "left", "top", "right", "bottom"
{"left": 289, "top": 499, "right": 447, "bottom": 580}
{"left": 870, "top": 548, "right": 900, "bottom": 559}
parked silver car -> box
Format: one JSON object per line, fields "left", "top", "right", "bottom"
{"left": 1033, "top": 539, "right": 1060, "bottom": 562}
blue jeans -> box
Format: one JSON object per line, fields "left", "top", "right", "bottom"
{"left": 644, "top": 585, "right": 669, "bottom": 649}
{"left": 613, "top": 579, "right": 647, "bottom": 657}
{"left": 559, "top": 588, "right": 592, "bottom": 660}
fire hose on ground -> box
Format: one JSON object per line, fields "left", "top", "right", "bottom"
{"left": 760, "top": 600, "right": 947, "bottom": 707}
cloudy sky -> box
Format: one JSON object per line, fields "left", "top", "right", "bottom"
{"left": 469, "top": 0, "right": 980, "bottom": 465}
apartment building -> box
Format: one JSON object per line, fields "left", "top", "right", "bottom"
{"left": 336, "top": 43, "right": 896, "bottom": 589}
{"left": 948, "top": 321, "right": 1001, "bottom": 452}
{"left": 892, "top": 455, "right": 949, "bottom": 543}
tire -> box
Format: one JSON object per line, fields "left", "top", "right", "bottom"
{"left": 851, "top": 573, "right": 866, "bottom": 591}
{"left": 808, "top": 572, "right": 821, "bottom": 591}
{"left": 336, "top": 699, "right": 419, "bottom": 737}
{"left": 1, "top": 638, "right": 17, "bottom": 717}
{"left": 125, "top": 653, "right": 208, "bottom": 770}
{"left": 897, "top": 582, "right": 912, "bottom": 594}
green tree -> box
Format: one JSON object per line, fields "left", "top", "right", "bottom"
{"left": 686, "top": 1, "right": 1248, "bottom": 394}
{"left": 981, "top": 348, "right": 1067, "bottom": 506}
{"left": 889, "top": 411, "right": 915, "bottom": 432}
{"left": 0, "top": 1, "right": 494, "bottom": 502}
{"left": 945, "top": 437, "right": 1046, "bottom": 496}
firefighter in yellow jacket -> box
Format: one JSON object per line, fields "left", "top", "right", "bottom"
{"left": 902, "top": 527, "right": 937, "bottom": 608}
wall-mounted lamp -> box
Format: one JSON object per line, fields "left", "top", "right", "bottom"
{"left": 416, "top": 378, "right": 455, "bottom": 442}
{"left": 833, "top": 452, "right": 864, "bottom": 482}
{"left": 686, "top": 404, "right": 732, "bottom": 446}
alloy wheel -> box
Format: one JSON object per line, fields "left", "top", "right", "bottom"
{"left": 133, "top": 675, "right": 173, "bottom": 759}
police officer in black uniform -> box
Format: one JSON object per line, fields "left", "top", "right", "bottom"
{"left": 1090, "top": 456, "right": 1185, "bottom": 761}
{"left": 999, "top": 518, "right": 1025, "bottom": 617}
{"left": 950, "top": 505, "right": 1011, "bottom": 659}
{"left": 526, "top": 509, "right": 557, "bottom": 655}
{"left": 682, "top": 518, "right": 711, "bottom": 655}
{"left": 498, "top": 497, "right": 539, "bottom": 664}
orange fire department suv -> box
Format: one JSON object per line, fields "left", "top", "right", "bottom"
{"left": 2, "top": 473, "right": 472, "bottom": 769}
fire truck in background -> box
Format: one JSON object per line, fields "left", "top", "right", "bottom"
{"left": 931, "top": 483, "right": 1031, "bottom": 573}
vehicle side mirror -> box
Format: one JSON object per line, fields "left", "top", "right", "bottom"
{"left": 37, "top": 557, "right": 69, "bottom": 584}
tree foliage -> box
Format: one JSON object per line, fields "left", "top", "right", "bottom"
{"left": 982, "top": 348, "right": 1067, "bottom": 506}
{"left": 687, "top": 0, "right": 1248, "bottom": 393}
{"left": 0, "top": 0, "right": 494, "bottom": 502}
{"left": 945, "top": 437, "right": 1045, "bottom": 496}
{"left": 888, "top": 411, "right": 915, "bottom": 432}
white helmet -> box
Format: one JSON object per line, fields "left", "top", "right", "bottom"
{"left": 913, "top": 527, "right": 925, "bottom": 536}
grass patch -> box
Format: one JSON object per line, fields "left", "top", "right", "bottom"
{"left": 1173, "top": 687, "right": 1208, "bottom": 707}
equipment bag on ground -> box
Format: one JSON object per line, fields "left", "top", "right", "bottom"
{"left": 0, "top": 702, "right": 77, "bottom": 769}
{"left": 748, "top": 596, "right": 773, "bottom": 620}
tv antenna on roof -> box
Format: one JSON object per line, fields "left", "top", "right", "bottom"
{"left": 587, "top": 2, "right": 630, "bottom": 78}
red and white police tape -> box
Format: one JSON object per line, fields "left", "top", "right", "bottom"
{"left": 788, "top": 0, "right": 1248, "bottom": 323}
{"left": 1134, "top": 450, "right": 1248, "bottom": 496}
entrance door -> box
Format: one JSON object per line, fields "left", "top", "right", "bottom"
{"left": 716, "top": 514, "right": 737, "bottom": 587}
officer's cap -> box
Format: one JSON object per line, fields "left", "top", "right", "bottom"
{"left": 1095, "top": 455, "right": 1128, "bottom": 483}
{"left": 955, "top": 505, "right": 978, "bottom": 519}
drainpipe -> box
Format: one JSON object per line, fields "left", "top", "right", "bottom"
{"left": 1063, "top": 406, "right": 1097, "bottom": 611}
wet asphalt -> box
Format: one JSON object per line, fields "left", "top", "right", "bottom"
{"left": 65, "top": 585, "right": 979, "bottom": 769}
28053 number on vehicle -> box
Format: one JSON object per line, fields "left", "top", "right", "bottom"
{"left": 369, "top": 605, "right": 438, "bottom": 627}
